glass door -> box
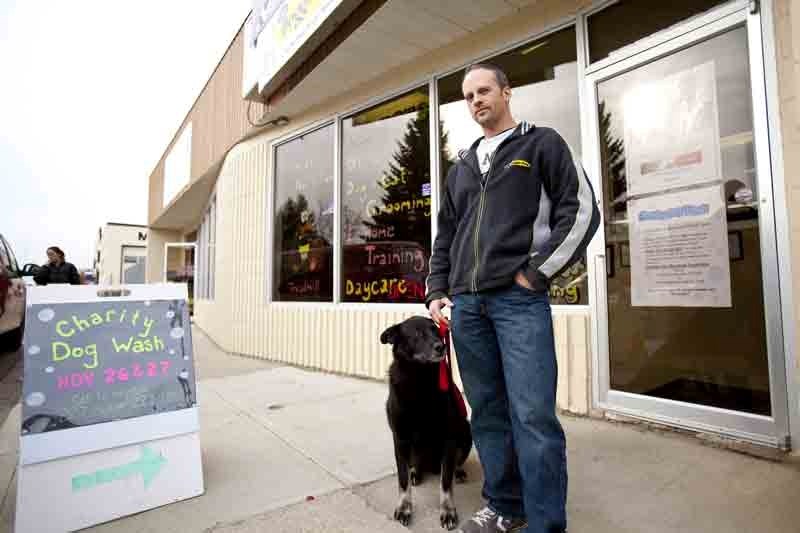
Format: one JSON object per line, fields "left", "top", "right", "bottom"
{"left": 585, "top": 9, "right": 789, "bottom": 446}
{"left": 164, "top": 243, "right": 196, "bottom": 314}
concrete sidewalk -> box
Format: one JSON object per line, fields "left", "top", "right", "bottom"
{"left": 1, "top": 327, "right": 799, "bottom": 532}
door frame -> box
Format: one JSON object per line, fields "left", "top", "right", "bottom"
{"left": 581, "top": 4, "right": 791, "bottom": 447}
{"left": 163, "top": 242, "right": 197, "bottom": 301}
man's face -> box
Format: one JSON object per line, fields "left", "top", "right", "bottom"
{"left": 462, "top": 68, "right": 511, "bottom": 128}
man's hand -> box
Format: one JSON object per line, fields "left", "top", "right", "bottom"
{"left": 514, "top": 270, "right": 533, "bottom": 290}
{"left": 429, "top": 296, "right": 453, "bottom": 326}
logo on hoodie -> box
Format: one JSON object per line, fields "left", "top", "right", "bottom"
{"left": 506, "top": 159, "right": 531, "bottom": 169}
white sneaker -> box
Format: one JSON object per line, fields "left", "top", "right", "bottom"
{"left": 456, "top": 506, "right": 527, "bottom": 533}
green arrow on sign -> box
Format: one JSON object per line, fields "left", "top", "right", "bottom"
{"left": 72, "top": 446, "right": 167, "bottom": 492}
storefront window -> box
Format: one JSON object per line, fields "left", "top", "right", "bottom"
{"left": 273, "top": 124, "right": 334, "bottom": 302}
{"left": 165, "top": 243, "right": 196, "bottom": 313}
{"left": 197, "top": 195, "right": 216, "bottom": 300}
{"left": 587, "top": 0, "right": 729, "bottom": 64}
{"left": 437, "top": 26, "right": 587, "bottom": 305}
{"left": 341, "top": 87, "right": 431, "bottom": 303}
{"left": 121, "top": 246, "right": 146, "bottom": 284}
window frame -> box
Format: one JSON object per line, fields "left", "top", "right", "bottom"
{"left": 583, "top": 0, "right": 746, "bottom": 74}
{"left": 0, "top": 237, "right": 11, "bottom": 272}
{"left": 196, "top": 191, "right": 217, "bottom": 301}
{"left": 267, "top": 120, "right": 337, "bottom": 307}
{"left": 2, "top": 237, "right": 19, "bottom": 274}
{"left": 120, "top": 244, "right": 147, "bottom": 285}
{"left": 339, "top": 84, "right": 434, "bottom": 306}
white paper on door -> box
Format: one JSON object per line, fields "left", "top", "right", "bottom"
{"left": 623, "top": 60, "right": 723, "bottom": 197}
{"left": 629, "top": 185, "right": 731, "bottom": 307}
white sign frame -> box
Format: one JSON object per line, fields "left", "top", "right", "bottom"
{"left": 16, "top": 284, "right": 203, "bottom": 533}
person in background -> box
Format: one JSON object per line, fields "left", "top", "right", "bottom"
{"left": 34, "top": 246, "right": 81, "bottom": 285}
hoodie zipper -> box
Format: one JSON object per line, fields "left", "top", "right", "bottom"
{"left": 471, "top": 156, "right": 494, "bottom": 292}
{"left": 465, "top": 124, "right": 522, "bottom": 293}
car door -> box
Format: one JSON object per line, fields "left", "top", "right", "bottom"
{"left": 0, "top": 235, "right": 25, "bottom": 336}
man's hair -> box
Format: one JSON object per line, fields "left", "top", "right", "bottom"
{"left": 462, "top": 62, "right": 510, "bottom": 89}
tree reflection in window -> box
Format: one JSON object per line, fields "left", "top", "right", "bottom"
{"left": 599, "top": 100, "right": 627, "bottom": 222}
{"left": 273, "top": 124, "right": 334, "bottom": 301}
{"left": 342, "top": 88, "right": 438, "bottom": 303}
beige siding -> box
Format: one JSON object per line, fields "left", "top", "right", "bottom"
{"left": 773, "top": 0, "right": 800, "bottom": 387}
{"left": 195, "top": 303, "right": 592, "bottom": 414}
{"left": 148, "top": 161, "right": 165, "bottom": 225}
{"left": 148, "top": 26, "right": 266, "bottom": 226}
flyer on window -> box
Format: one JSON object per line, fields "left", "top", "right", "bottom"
{"left": 629, "top": 185, "right": 731, "bottom": 307}
{"left": 623, "top": 60, "right": 722, "bottom": 197}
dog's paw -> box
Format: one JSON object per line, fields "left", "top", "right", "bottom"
{"left": 410, "top": 468, "right": 422, "bottom": 486}
{"left": 440, "top": 506, "right": 458, "bottom": 530}
{"left": 394, "top": 501, "right": 413, "bottom": 526}
{"left": 454, "top": 468, "right": 467, "bottom": 483}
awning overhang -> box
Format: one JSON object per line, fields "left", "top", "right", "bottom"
{"left": 153, "top": 0, "right": 544, "bottom": 231}
{"left": 256, "top": 0, "right": 543, "bottom": 122}
{"left": 150, "top": 159, "right": 223, "bottom": 232}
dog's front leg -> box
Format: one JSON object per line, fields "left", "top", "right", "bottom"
{"left": 393, "top": 437, "right": 413, "bottom": 526}
{"left": 439, "top": 440, "right": 458, "bottom": 530}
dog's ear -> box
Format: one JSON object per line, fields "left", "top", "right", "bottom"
{"left": 380, "top": 324, "right": 400, "bottom": 345}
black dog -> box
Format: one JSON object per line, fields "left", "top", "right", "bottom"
{"left": 381, "top": 316, "right": 473, "bottom": 530}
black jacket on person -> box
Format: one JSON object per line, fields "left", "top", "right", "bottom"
{"left": 34, "top": 261, "right": 81, "bottom": 285}
{"left": 425, "top": 122, "right": 600, "bottom": 306}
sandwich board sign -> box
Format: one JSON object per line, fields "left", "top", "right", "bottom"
{"left": 16, "top": 284, "right": 203, "bottom": 532}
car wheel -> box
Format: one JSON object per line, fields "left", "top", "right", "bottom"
{"left": 0, "top": 326, "right": 23, "bottom": 353}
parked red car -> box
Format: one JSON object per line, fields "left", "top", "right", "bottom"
{"left": 0, "top": 234, "right": 25, "bottom": 352}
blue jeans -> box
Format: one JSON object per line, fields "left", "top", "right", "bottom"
{"left": 452, "top": 284, "right": 567, "bottom": 533}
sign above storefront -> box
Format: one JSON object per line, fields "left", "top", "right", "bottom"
{"left": 243, "top": 0, "right": 348, "bottom": 100}
{"left": 163, "top": 123, "right": 192, "bottom": 208}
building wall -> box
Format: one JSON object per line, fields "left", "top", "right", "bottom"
{"left": 187, "top": 0, "right": 793, "bottom": 423}
{"left": 148, "top": 26, "right": 267, "bottom": 225}
{"left": 145, "top": 229, "right": 181, "bottom": 284}
{"left": 773, "top": 0, "right": 800, "bottom": 417}
{"left": 192, "top": 0, "right": 596, "bottom": 412}
{"left": 96, "top": 225, "right": 148, "bottom": 285}
{"left": 195, "top": 174, "right": 590, "bottom": 407}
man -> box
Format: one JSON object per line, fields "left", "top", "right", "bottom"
{"left": 426, "top": 63, "right": 599, "bottom": 533}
